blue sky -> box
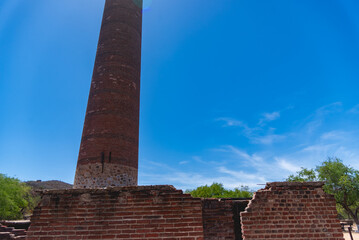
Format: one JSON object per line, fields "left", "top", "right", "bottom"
{"left": 1, "top": 0, "right": 359, "bottom": 190}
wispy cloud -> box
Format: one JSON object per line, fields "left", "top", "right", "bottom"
{"left": 297, "top": 102, "right": 343, "bottom": 135}
{"left": 302, "top": 143, "right": 337, "bottom": 153}
{"left": 315, "top": 102, "right": 342, "bottom": 115}
{"left": 192, "top": 156, "right": 206, "bottom": 164}
{"left": 218, "top": 166, "right": 266, "bottom": 182}
{"left": 348, "top": 104, "right": 359, "bottom": 114}
{"left": 299, "top": 142, "right": 359, "bottom": 166}
{"left": 259, "top": 111, "right": 280, "bottom": 125}
{"left": 141, "top": 102, "right": 359, "bottom": 191}
{"left": 304, "top": 119, "right": 322, "bottom": 134}
{"left": 215, "top": 117, "right": 259, "bottom": 137}
{"left": 221, "top": 145, "right": 264, "bottom": 165}
{"left": 216, "top": 117, "right": 244, "bottom": 127}
{"left": 275, "top": 157, "right": 300, "bottom": 173}
{"left": 320, "top": 131, "right": 347, "bottom": 140}
{"left": 214, "top": 146, "right": 307, "bottom": 184}
{"left": 216, "top": 116, "right": 285, "bottom": 145}
{"left": 179, "top": 161, "right": 189, "bottom": 165}
{"left": 211, "top": 102, "right": 359, "bottom": 183}
{"left": 0, "top": 0, "right": 21, "bottom": 32}
{"left": 251, "top": 134, "right": 286, "bottom": 145}
{"left": 140, "top": 159, "right": 264, "bottom": 190}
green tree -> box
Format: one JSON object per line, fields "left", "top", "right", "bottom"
{"left": 287, "top": 168, "right": 317, "bottom": 182}
{"left": 287, "top": 158, "right": 359, "bottom": 228}
{"left": 185, "top": 182, "right": 253, "bottom": 198}
{"left": 0, "top": 174, "right": 34, "bottom": 220}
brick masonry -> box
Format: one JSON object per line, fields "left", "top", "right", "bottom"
{"left": 0, "top": 224, "right": 27, "bottom": 239}
{"left": 26, "top": 186, "right": 204, "bottom": 240}
{"left": 202, "top": 199, "right": 249, "bottom": 240}
{"left": 240, "top": 182, "right": 344, "bottom": 240}
{"left": 74, "top": 0, "right": 142, "bottom": 188}
{"left": 25, "top": 182, "right": 344, "bottom": 239}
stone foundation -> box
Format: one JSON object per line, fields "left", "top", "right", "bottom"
{"left": 74, "top": 163, "right": 137, "bottom": 188}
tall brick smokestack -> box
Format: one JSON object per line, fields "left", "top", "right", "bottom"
{"left": 74, "top": 0, "right": 142, "bottom": 188}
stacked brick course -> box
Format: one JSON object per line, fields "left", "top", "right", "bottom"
{"left": 240, "top": 182, "right": 344, "bottom": 240}
{"left": 0, "top": 224, "right": 26, "bottom": 240}
{"left": 202, "top": 199, "right": 249, "bottom": 240}
{"left": 26, "top": 186, "right": 204, "bottom": 240}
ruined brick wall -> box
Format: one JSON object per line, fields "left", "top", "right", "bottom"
{"left": 202, "top": 199, "right": 236, "bottom": 240}
{"left": 202, "top": 199, "right": 249, "bottom": 240}
{"left": 0, "top": 224, "right": 27, "bottom": 239}
{"left": 240, "top": 182, "right": 344, "bottom": 240}
{"left": 26, "top": 186, "right": 204, "bottom": 240}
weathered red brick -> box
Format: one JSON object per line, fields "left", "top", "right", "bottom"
{"left": 240, "top": 182, "right": 344, "bottom": 240}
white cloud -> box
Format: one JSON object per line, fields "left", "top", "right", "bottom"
{"left": 251, "top": 134, "right": 286, "bottom": 145}
{"left": 304, "top": 119, "right": 322, "bottom": 134}
{"left": 192, "top": 156, "right": 206, "bottom": 164}
{"left": 223, "top": 145, "right": 264, "bottom": 165}
{"left": 215, "top": 146, "right": 289, "bottom": 182}
{"left": 348, "top": 104, "right": 359, "bottom": 114}
{"left": 265, "top": 112, "right": 280, "bottom": 121}
{"left": 140, "top": 169, "right": 262, "bottom": 190}
{"left": 216, "top": 117, "right": 245, "bottom": 127}
{"left": 259, "top": 111, "right": 280, "bottom": 125}
{"left": 139, "top": 153, "right": 269, "bottom": 190}
{"left": 216, "top": 118, "right": 259, "bottom": 137}
{"left": 275, "top": 158, "right": 300, "bottom": 173}
{"left": 141, "top": 159, "right": 173, "bottom": 170}
{"left": 298, "top": 102, "right": 343, "bottom": 135}
{"left": 218, "top": 166, "right": 266, "bottom": 182}
{"left": 299, "top": 143, "right": 359, "bottom": 168}
{"left": 141, "top": 102, "right": 359, "bottom": 191}
{"left": 315, "top": 102, "right": 342, "bottom": 115}
{"left": 302, "top": 143, "right": 336, "bottom": 153}
{"left": 217, "top": 111, "right": 286, "bottom": 145}
{"left": 320, "top": 131, "right": 346, "bottom": 140}
{"left": 179, "top": 161, "right": 189, "bottom": 165}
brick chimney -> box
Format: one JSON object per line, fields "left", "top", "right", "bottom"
{"left": 74, "top": 0, "right": 142, "bottom": 188}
